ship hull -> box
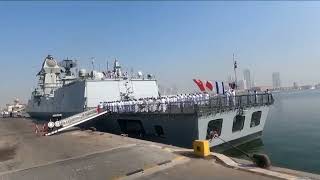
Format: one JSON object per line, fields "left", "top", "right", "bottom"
{"left": 87, "top": 105, "right": 269, "bottom": 149}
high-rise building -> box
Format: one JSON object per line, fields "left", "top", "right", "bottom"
{"left": 272, "top": 72, "right": 281, "bottom": 89}
{"left": 243, "top": 69, "right": 251, "bottom": 90}
{"left": 237, "top": 79, "right": 245, "bottom": 90}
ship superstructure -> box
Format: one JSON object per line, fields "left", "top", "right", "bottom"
{"left": 26, "top": 55, "right": 159, "bottom": 119}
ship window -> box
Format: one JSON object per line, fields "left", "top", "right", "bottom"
{"left": 232, "top": 115, "right": 245, "bottom": 132}
{"left": 206, "top": 119, "right": 223, "bottom": 139}
{"left": 154, "top": 125, "right": 165, "bottom": 137}
{"left": 117, "top": 119, "right": 145, "bottom": 137}
{"left": 250, "top": 111, "right": 262, "bottom": 127}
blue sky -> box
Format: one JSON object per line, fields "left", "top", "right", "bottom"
{"left": 1, "top": 1, "right": 320, "bottom": 104}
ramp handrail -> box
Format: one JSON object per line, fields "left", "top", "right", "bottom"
{"left": 60, "top": 108, "right": 98, "bottom": 127}
{"left": 45, "top": 109, "right": 109, "bottom": 136}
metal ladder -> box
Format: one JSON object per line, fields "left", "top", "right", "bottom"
{"left": 45, "top": 108, "right": 109, "bottom": 136}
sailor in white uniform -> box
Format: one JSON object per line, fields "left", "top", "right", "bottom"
{"left": 205, "top": 93, "right": 210, "bottom": 105}
{"left": 231, "top": 90, "right": 236, "bottom": 106}
{"left": 225, "top": 89, "right": 232, "bottom": 107}
{"left": 161, "top": 97, "right": 166, "bottom": 112}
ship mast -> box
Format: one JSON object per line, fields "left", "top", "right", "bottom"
{"left": 233, "top": 53, "right": 238, "bottom": 90}
{"left": 91, "top": 57, "right": 95, "bottom": 71}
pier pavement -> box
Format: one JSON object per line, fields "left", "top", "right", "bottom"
{"left": 0, "top": 117, "right": 317, "bottom": 180}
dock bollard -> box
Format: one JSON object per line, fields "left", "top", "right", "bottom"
{"left": 193, "top": 140, "right": 210, "bottom": 157}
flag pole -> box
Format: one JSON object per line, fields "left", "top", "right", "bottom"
{"left": 233, "top": 53, "right": 238, "bottom": 90}
{"left": 91, "top": 57, "right": 95, "bottom": 71}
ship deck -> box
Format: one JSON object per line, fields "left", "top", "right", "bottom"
{"left": 0, "top": 117, "right": 317, "bottom": 180}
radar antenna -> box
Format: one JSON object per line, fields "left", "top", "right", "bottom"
{"left": 59, "top": 58, "right": 77, "bottom": 76}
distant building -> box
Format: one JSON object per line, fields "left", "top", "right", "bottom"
{"left": 227, "top": 75, "right": 234, "bottom": 84}
{"left": 293, "top": 82, "right": 299, "bottom": 89}
{"left": 300, "top": 85, "right": 312, "bottom": 90}
{"left": 272, "top": 72, "right": 281, "bottom": 89}
{"left": 259, "top": 86, "right": 273, "bottom": 91}
{"left": 237, "top": 80, "right": 245, "bottom": 90}
{"left": 243, "top": 69, "right": 252, "bottom": 90}
{"left": 315, "top": 83, "right": 320, "bottom": 89}
{"left": 251, "top": 79, "right": 255, "bottom": 88}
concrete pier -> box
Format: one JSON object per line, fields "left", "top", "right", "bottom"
{"left": 0, "top": 118, "right": 317, "bottom": 180}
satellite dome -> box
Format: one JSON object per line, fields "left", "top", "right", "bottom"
{"left": 46, "top": 59, "right": 57, "bottom": 67}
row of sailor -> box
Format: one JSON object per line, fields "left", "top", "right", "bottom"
{"left": 102, "top": 92, "right": 211, "bottom": 113}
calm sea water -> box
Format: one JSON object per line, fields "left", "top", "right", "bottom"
{"left": 224, "top": 89, "right": 320, "bottom": 174}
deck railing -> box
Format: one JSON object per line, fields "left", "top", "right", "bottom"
{"left": 195, "top": 93, "right": 274, "bottom": 116}
{"left": 104, "top": 93, "right": 274, "bottom": 115}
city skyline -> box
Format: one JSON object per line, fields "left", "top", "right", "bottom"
{"left": 2, "top": 2, "right": 320, "bottom": 104}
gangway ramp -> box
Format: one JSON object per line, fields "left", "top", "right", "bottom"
{"left": 45, "top": 109, "right": 109, "bottom": 136}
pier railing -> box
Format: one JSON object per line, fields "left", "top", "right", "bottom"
{"left": 104, "top": 93, "right": 274, "bottom": 115}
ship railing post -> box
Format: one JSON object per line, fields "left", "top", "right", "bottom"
{"left": 243, "top": 95, "right": 245, "bottom": 107}
{"left": 213, "top": 98, "right": 216, "bottom": 113}
{"left": 221, "top": 96, "right": 224, "bottom": 111}
{"left": 220, "top": 97, "right": 222, "bottom": 111}
{"left": 245, "top": 95, "right": 248, "bottom": 107}
{"left": 215, "top": 97, "right": 218, "bottom": 113}
{"left": 219, "top": 96, "right": 222, "bottom": 111}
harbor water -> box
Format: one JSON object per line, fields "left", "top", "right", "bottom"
{"left": 224, "top": 89, "right": 320, "bottom": 174}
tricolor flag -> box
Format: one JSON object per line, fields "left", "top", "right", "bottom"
{"left": 215, "top": 81, "right": 225, "bottom": 94}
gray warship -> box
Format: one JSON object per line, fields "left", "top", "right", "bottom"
{"left": 27, "top": 55, "right": 274, "bottom": 149}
